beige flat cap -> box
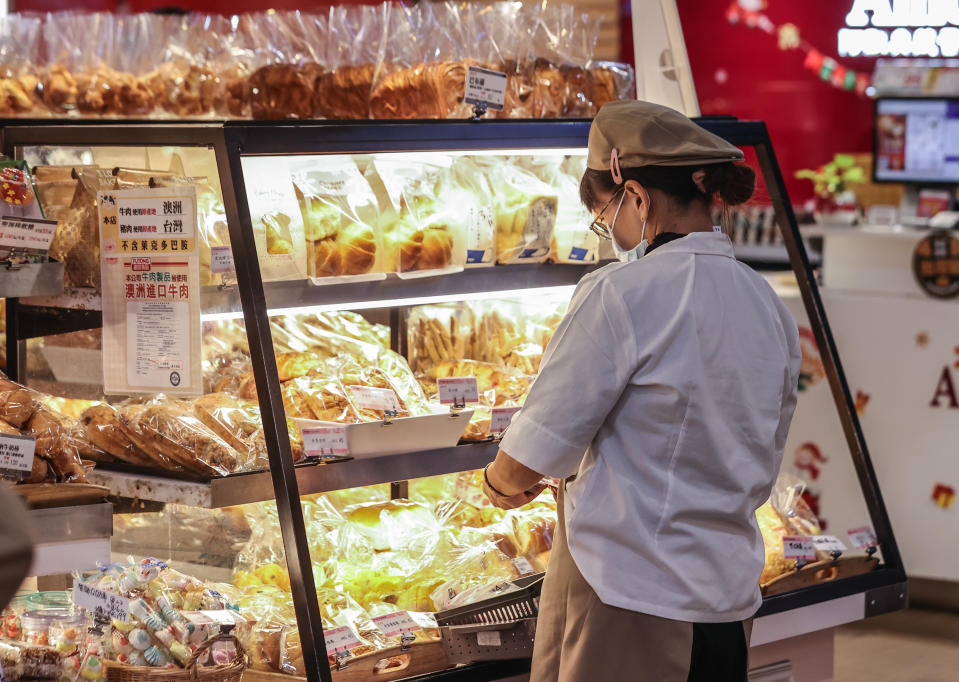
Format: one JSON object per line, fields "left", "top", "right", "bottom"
{"left": 588, "top": 100, "right": 744, "bottom": 175}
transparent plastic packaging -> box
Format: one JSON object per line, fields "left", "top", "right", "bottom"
{"left": 291, "top": 156, "right": 384, "bottom": 279}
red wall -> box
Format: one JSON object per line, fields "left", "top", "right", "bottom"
{"left": 669, "top": 0, "right": 879, "bottom": 202}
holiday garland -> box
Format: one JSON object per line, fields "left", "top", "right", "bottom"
{"left": 725, "top": 1, "right": 871, "bottom": 96}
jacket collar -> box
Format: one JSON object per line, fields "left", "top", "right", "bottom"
{"left": 646, "top": 230, "right": 735, "bottom": 259}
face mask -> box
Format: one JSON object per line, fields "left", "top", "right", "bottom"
{"left": 609, "top": 191, "right": 648, "bottom": 263}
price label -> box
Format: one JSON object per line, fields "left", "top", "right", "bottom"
{"left": 476, "top": 630, "right": 501, "bottom": 647}
{"left": 464, "top": 65, "right": 507, "bottom": 111}
{"left": 490, "top": 406, "right": 522, "bottom": 434}
{"left": 812, "top": 535, "right": 848, "bottom": 554}
{"left": 437, "top": 377, "right": 479, "bottom": 405}
{"left": 0, "top": 434, "right": 35, "bottom": 476}
{"left": 349, "top": 386, "right": 401, "bottom": 413}
{"left": 210, "top": 245, "right": 235, "bottom": 274}
{"left": 782, "top": 536, "right": 816, "bottom": 561}
{"left": 301, "top": 426, "right": 349, "bottom": 457}
{"left": 513, "top": 557, "right": 536, "bottom": 576}
{"left": 0, "top": 215, "right": 58, "bottom": 253}
{"left": 323, "top": 626, "right": 363, "bottom": 654}
{"left": 847, "top": 526, "right": 879, "bottom": 550}
{"left": 73, "top": 582, "right": 131, "bottom": 622}
{"left": 371, "top": 611, "right": 421, "bottom": 638}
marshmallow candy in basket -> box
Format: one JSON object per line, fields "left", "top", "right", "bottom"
{"left": 74, "top": 557, "right": 239, "bottom": 670}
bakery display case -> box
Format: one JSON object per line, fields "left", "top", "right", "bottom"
{"left": 0, "top": 118, "right": 905, "bottom": 682}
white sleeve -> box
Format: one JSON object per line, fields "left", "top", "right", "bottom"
{"left": 773, "top": 305, "right": 802, "bottom": 456}
{"left": 500, "top": 274, "right": 637, "bottom": 479}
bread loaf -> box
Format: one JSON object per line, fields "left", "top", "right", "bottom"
{"left": 249, "top": 64, "right": 323, "bottom": 120}
{"left": 81, "top": 403, "right": 155, "bottom": 467}
{"left": 314, "top": 64, "right": 375, "bottom": 119}
{"left": 370, "top": 61, "right": 467, "bottom": 119}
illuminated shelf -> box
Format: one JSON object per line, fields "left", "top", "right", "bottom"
{"left": 200, "top": 262, "right": 607, "bottom": 317}
{"left": 87, "top": 441, "right": 499, "bottom": 508}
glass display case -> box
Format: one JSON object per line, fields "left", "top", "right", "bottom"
{"left": 0, "top": 119, "right": 906, "bottom": 682}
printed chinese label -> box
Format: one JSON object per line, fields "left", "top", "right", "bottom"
{"left": 0, "top": 216, "right": 58, "bottom": 253}
{"left": 301, "top": 426, "right": 349, "bottom": 457}
{"left": 490, "top": 406, "right": 522, "bottom": 434}
{"left": 126, "top": 299, "right": 192, "bottom": 389}
{"left": 73, "top": 582, "right": 131, "bottom": 622}
{"left": 782, "top": 536, "right": 817, "bottom": 561}
{"left": 0, "top": 434, "right": 35, "bottom": 476}
{"left": 476, "top": 630, "right": 502, "bottom": 647}
{"left": 513, "top": 557, "right": 536, "bottom": 576}
{"left": 464, "top": 65, "right": 507, "bottom": 110}
{"left": 812, "top": 535, "right": 848, "bottom": 554}
{"left": 372, "top": 611, "right": 421, "bottom": 638}
{"left": 210, "top": 245, "right": 235, "bottom": 274}
{"left": 348, "top": 386, "right": 401, "bottom": 413}
{"left": 323, "top": 626, "right": 363, "bottom": 654}
{"left": 100, "top": 186, "right": 202, "bottom": 396}
{"left": 847, "top": 526, "right": 879, "bottom": 550}
{"left": 437, "top": 377, "right": 479, "bottom": 405}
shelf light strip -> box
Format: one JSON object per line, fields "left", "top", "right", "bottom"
{"left": 199, "top": 284, "right": 578, "bottom": 322}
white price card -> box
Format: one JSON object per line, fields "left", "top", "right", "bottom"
{"left": 324, "top": 626, "right": 364, "bottom": 654}
{"left": 812, "top": 535, "right": 848, "bottom": 554}
{"left": 0, "top": 216, "right": 58, "bottom": 253}
{"left": 513, "top": 557, "right": 536, "bottom": 576}
{"left": 0, "top": 434, "right": 35, "bottom": 475}
{"left": 490, "top": 406, "right": 522, "bottom": 434}
{"left": 847, "top": 526, "right": 879, "bottom": 550}
{"left": 73, "top": 582, "right": 131, "bottom": 622}
{"left": 348, "top": 385, "right": 401, "bottom": 413}
{"left": 210, "top": 245, "right": 235, "bottom": 273}
{"left": 464, "top": 65, "right": 507, "bottom": 111}
{"left": 301, "top": 425, "right": 349, "bottom": 458}
{"left": 476, "top": 630, "right": 501, "bottom": 647}
{"left": 782, "top": 536, "right": 817, "bottom": 561}
{"left": 437, "top": 377, "right": 479, "bottom": 405}
{"left": 371, "top": 611, "right": 421, "bottom": 638}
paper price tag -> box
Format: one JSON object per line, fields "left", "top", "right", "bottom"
{"left": 812, "top": 535, "right": 848, "bottom": 554}
{"left": 324, "top": 626, "right": 363, "bottom": 654}
{"left": 0, "top": 215, "right": 58, "bottom": 253}
{"left": 0, "top": 434, "right": 35, "bottom": 475}
{"left": 490, "top": 406, "right": 522, "bottom": 434}
{"left": 349, "top": 386, "right": 401, "bottom": 413}
{"left": 372, "top": 611, "right": 421, "bottom": 638}
{"left": 782, "top": 536, "right": 817, "bottom": 561}
{"left": 847, "top": 526, "right": 879, "bottom": 550}
{"left": 210, "top": 245, "right": 235, "bottom": 273}
{"left": 73, "top": 582, "right": 131, "bottom": 622}
{"left": 301, "top": 426, "right": 349, "bottom": 457}
{"left": 464, "top": 65, "right": 507, "bottom": 111}
{"left": 476, "top": 630, "right": 501, "bottom": 647}
{"left": 437, "top": 377, "right": 479, "bottom": 405}
{"left": 513, "top": 557, "right": 536, "bottom": 576}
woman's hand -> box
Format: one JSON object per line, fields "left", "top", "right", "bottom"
{"left": 482, "top": 450, "right": 548, "bottom": 510}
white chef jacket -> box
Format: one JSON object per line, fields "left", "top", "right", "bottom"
{"left": 501, "top": 231, "right": 801, "bottom": 623}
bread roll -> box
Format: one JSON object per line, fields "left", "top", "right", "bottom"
{"left": 757, "top": 502, "right": 793, "bottom": 585}
{"left": 40, "top": 65, "right": 77, "bottom": 113}
{"left": 0, "top": 389, "right": 40, "bottom": 428}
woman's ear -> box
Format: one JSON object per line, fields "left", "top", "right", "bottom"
{"left": 623, "top": 179, "right": 647, "bottom": 208}
{"left": 692, "top": 170, "right": 707, "bottom": 194}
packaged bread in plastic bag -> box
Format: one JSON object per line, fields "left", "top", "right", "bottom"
{"left": 0, "top": 15, "right": 44, "bottom": 117}
{"left": 451, "top": 157, "right": 497, "bottom": 267}
{"left": 291, "top": 156, "right": 383, "bottom": 280}
{"left": 243, "top": 156, "right": 307, "bottom": 281}
{"left": 474, "top": 156, "right": 557, "bottom": 264}
{"left": 365, "top": 154, "right": 462, "bottom": 275}
{"left": 315, "top": 4, "right": 384, "bottom": 119}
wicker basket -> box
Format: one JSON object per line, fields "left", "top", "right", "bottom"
{"left": 106, "top": 633, "right": 247, "bottom": 682}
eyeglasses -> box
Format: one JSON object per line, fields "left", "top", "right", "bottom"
{"left": 588, "top": 188, "right": 625, "bottom": 241}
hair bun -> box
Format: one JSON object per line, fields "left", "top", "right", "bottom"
{"left": 701, "top": 163, "right": 756, "bottom": 206}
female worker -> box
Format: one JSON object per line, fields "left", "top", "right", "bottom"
{"left": 483, "top": 100, "right": 801, "bottom": 681}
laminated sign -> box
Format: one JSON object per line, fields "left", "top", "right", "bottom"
{"left": 99, "top": 186, "right": 202, "bottom": 395}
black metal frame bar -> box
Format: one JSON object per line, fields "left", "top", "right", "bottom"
{"left": 0, "top": 118, "right": 907, "bottom": 678}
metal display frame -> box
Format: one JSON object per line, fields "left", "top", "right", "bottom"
{"left": 1, "top": 118, "right": 906, "bottom": 682}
